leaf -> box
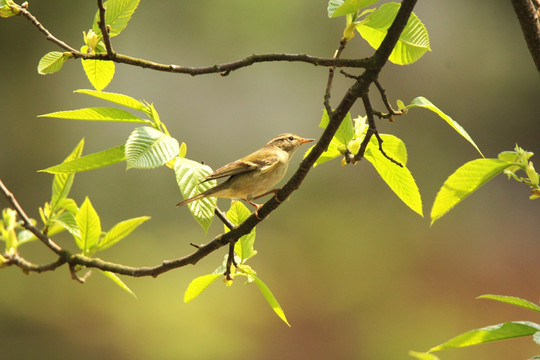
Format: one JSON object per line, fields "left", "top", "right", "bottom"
{"left": 477, "top": 295, "right": 540, "bottom": 313}
{"left": 50, "top": 139, "right": 84, "bottom": 212}
{"left": 356, "top": 2, "right": 431, "bottom": 65}
{"left": 183, "top": 273, "right": 221, "bottom": 303}
{"left": 365, "top": 135, "right": 423, "bottom": 216}
{"left": 407, "top": 96, "right": 483, "bottom": 157}
{"left": 429, "top": 321, "right": 540, "bottom": 352}
{"left": 41, "top": 145, "right": 126, "bottom": 174}
{"left": 75, "top": 89, "right": 148, "bottom": 113}
{"left": 37, "top": 51, "right": 70, "bottom": 75}
{"left": 125, "top": 126, "right": 180, "bottom": 169}
{"left": 75, "top": 197, "right": 101, "bottom": 255}
{"left": 252, "top": 275, "right": 290, "bottom": 327}
{"left": 81, "top": 45, "right": 115, "bottom": 91}
{"left": 174, "top": 157, "right": 217, "bottom": 232}
{"left": 51, "top": 210, "right": 80, "bottom": 238}
{"left": 97, "top": 216, "right": 150, "bottom": 251}
{"left": 93, "top": 0, "right": 140, "bottom": 38}
{"left": 226, "top": 201, "right": 257, "bottom": 262}
{"left": 408, "top": 351, "right": 440, "bottom": 360}
{"left": 100, "top": 270, "right": 137, "bottom": 298}
{"left": 39, "top": 107, "right": 146, "bottom": 123}
{"left": 431, "top": 159, "right": 510, "bottom": 225}
{"left": 0, "top": 0, "right": 19, "bottom": 18}
{"left": 327, "top": 0, "right": 379, "bottom": 18}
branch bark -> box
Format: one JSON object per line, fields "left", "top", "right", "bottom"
{"left": 511, "top": 0, "right": 540, "bottom": 72}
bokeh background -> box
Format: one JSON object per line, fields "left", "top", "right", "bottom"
{"left": 1, "top": 0, "right": 539, "bottom": 359}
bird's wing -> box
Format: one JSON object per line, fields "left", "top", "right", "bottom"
{"left": 202, "top": 155, "right": 279, "bottom": 182}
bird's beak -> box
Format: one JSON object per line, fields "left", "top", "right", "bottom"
{"left": 301, "top": 138, "right": 315, "bottom": 144}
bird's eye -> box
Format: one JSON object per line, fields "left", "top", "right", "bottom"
{"left": 288, "top": 136, "right": 294, "bottom": 141}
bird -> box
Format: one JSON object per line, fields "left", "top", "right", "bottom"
{"left": 176, "top": 133, "right": 314, "bottom": 214}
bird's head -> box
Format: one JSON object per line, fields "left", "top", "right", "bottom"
{"left": 266, "top": 133, "right": 315, "bottom": 154}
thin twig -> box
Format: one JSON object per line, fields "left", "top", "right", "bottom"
{"left": 374, "top": 79, "right": 403, "bottom": 120}
{"left": 3, "top": 253, "right": 66, "bottom": 274}
{"left": 510, "top": 0, "right": 540, "bottom": 71}
{"left": 324, "top": 38, "right": 350, "bottom": 113}
{"left": 96, "top": 0, "right": 114, "bottom": 56}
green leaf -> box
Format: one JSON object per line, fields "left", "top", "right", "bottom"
{"left": 184, "top": 273, "right": 221, "bottom": 303}
{"left": 37, "top": 51, "right": 70, "bottom": 75}
{"left": 81, "top": 45, "right": 115, "bottom": 91}
{"left": 365, "top": 135, "right": 423, "bottom": 216}
{"left": 408, "top": 351, "right": 440, "bottom": 360}
{"left": 252, "top": 275, "right": 290, "bottom": 327}
{"left": 328, "top": 0, "right": 379, "bottom": 18}
{"left": 356, "top": 2, "right": 431, "bottom": 65}
{"left": 74, "top": 89, "right": 148, "bottom": 113}
{"left": 93, "top": 0, "right": 140, "bottom": 38}
{"left": 50, "top": 139, "right": 84, "bottom": 212}
{"left": 39, "top": 108, "right": 146, "bottom": 123}
{"left": 174, "top": 157, "right": 217, "bottom": 232}
{"left": 41, "top": 145, "right": 126, "bottom": 174}
{"left": 477, "top": 295, "right": 540, "bottom": 313}
{"left": 75, "top": 197, "right": 101, "bottom": 255}
{"left": 407, "top": 97, "right": 483, "bottom": 157}
{"left": 0, "top": 0, "right": 19, "bottom": 18}
{"left": 125, "top": 127, "right": 180, "bottom": 169}
{"left": 431, "top": 159, "right": 510, "bottom": 225}
{"left": 100, "top": 270, "right": 137, "bottom": 298}
{"left": 429, "top": 321, "right": 540, "bottom": 352}
{"left": 97, "top": 216, "right": 150, "bottom": 252}
{"left": 51, "top": 210, "right": 80, "bottom": 238}
{"left": 226, "top": 201, "right": 257, "bottom": 262}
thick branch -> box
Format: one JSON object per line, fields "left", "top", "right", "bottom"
{"left": 511, "top": 0, "right": 540, "bottom": 71}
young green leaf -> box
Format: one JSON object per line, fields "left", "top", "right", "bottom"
{"left": 183, "top": 273, "right": 222, "bottom": 303}
{"left": 431, "top": 159, "right": 510, "bottom": 225}
{"left": 365, "top": 135, "right": 423, "bottom": 216}
{"left": 50, "top": 139, "right": 84, "bottom": 212}
{"left": 356, "top": 2, "right": 430, "bottom": 65}
{"left": 428, "top": 321, "right": 540, "bottom": 352}
{"left": 0, "top": 0, "right": 19, "bottom": 18}
{"left": 75, "top": 197, "right": 102, "bottom": 255}
{"left": 226, "top": 201, "right": 257, "bottom": 263}
{"left": 97, "top": 216, "right": 150, "bottom": 251}
{"left": 81, "top": 45, "right": 115, "bottom": 91}
{"left": 477, "top": 295, "right": 540, "bottom": 313}
{"left": 37, "top": 51, "right": 70, "bottom": 75}
{"left": 174, "top": 157, "right": 217, "bottom": 232}
{"left": 40, "top": 145, "right": 126, "bottom": 174}
{"left": 252, "top": 275, "right": 290, "bottom": 327}
{"left": 327, "top": 0, "right": 379, "bottom": 18}
{"left": 408, "top": 351, "right": 440, "bottom": 360}
{"left": 100, "top": 270, "right": 137, "bottom": 298}
{"left": 92, "top": 0, "right": 140, "bottom": 38}
{"left": 406, "top": 97, "right": 483, "bottom": 157}
{"left": 125, "top": 126, "right": 180, "bottom": 169}
{"left": 39, "top": 107, "right": 146, "bottom": 123}
{"left": 51, "top": 210, "right": 80, "bottom": 238}
{"left": 74, "top": 89, "right": 148, "bottom": 113}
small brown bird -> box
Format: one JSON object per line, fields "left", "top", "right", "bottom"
{"left": 176, "top": 133, "right": 314, "bottom": 212}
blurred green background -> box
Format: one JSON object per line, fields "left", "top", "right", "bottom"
{"left": 1, "top": 0, "right": 539, "bottom": 359}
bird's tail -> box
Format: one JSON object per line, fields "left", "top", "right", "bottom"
{"left": 176, "top": 193, "right": 206, "bottom": 207}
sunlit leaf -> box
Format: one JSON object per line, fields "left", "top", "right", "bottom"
{"left": 408, "top": 351, "right": 440, "bottom": 360}
{"left": 97, "top": 216, "right": 150, "bottom": 252}
{"left": 75, "top": 89, "right": 148, "bottom": 112}
{"left": 478, "top": 295, "right": 540, "bottom": 313}
{"left": 39, "top": 108, "right": 146, "bottom": 123}
{"left": 365, "top": 135, "right": 423, "bottom": 216}
{"left": 81, "top": 45, "right": 115, "bottom": 91}
{"left": 75, "top": 197, "right": 101, "bottom": 255}
{"left": 252, "top": 275, "right": 290, "bottom": 327}
{"left": 407, "top": 96, "right": 483, "bottom": 157}
{"left": 125, "top": 126, "right": 180, "bottom": 169}
{"left": 327, "top": 0, "right": 379, "bottom": 18}
{"left": 50, "top": 139, "right": 84, "bottom": 212}
{"left": 100, "top": 270, "right": 137, "bottom": 298}
{"left": 431, "top": 159, "right": 510, "bottom": 225}
{"left": 226, "top": 201, "right": 257, "bottom": 262}
{"left": 40, "top": 145, "right": 126, "bottom": 174}
{"left": 356, "top": 2, "right": 430, "bottom": 65}
{"left": 429, "top": 321, "right": 540, "bottom": 352}
{"left": 183, "top": 273, "right": 221, "bottom": 303}
{"left": 38, "top": 51, "right": 70, "bottom": 75}
{"left": 93, "top": 0, "right": 140, "bottom": 38}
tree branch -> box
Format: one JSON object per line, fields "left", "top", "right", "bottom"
{"left": 511, "top": 0, "right": 540, "bottom": 72}
{"left": 14, "top": 4, "right": 374, "bottom": 76}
